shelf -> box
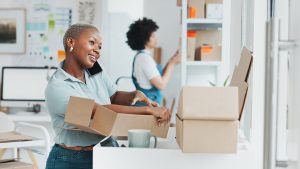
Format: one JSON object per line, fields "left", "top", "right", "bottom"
{"left": 186, "top": 18, "right": 222, "bottom": 24}
{"left": 187, "top": 18, "right": 222, "bottom": 30}
{"left": 186, "top": 61, "right": 221, "bottom": 66}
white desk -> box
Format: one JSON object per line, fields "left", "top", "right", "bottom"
{"left": 7, "top": 112, "right": 51, "bottom": 122}
{"left": 93, "top": 128, "right": 256, "bottom": 169}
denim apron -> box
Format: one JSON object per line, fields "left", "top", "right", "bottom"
{"left": 132, "top": 51, "right": 163, "bottom": 106}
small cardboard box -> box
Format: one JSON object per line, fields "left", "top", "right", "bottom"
{"left": 65, "top": 97, "right": 169, "bottom": 138}
{"left": 188, "top": 0, "right": 205, "bottom": 18}
{"left": 196, "top": 30, "right": 222, "bottom": 46}
{"left": 176, "top": 47, "right": 252, "bottom": 153}
{"left": 195, "top": 45, "right": 222, "bottom": 61}
{"left": 177, "top": 0, "right": 182, "bottom": 6}
{"left": 152, "top": 47, "right": 162, "bottom": 64}
{"left": 0, "top": 159, "right": 33, "bottom": 169}
{"left": 206, "top": 3, "right": 223, "bottom": 19}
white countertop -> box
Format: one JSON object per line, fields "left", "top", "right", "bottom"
{"left": 93, "top": 128, "right": 255, "bottom": 169}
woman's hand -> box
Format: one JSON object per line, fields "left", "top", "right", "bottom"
{"left": 148, "top": 107, "right": 171, "bottom": 126}
{"left": 169, "top": 50, "right": 181, "bottom": 65}
{"left": 131, "top": 90, "right": 159, "bottom": 107}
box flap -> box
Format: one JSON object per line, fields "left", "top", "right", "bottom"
{"left": 111, "top": 113, "right": 169, "bottom": 138}
{"left": 238, "top": 47, "right": 253, "bottom": 82}
{"left": 65, "top": 96, "right": 94, "bottom": 128}
{"left": 237, "top": 82, "right": 248, "bottom": 120}
{"left": 230, "top": 47, "right": 252, "bottom": 85}
{"left": 177, "top": 86, "right": 239, "bottom": 120}
{"left": 90, "top": 105, "right": 118, "bottom": 136}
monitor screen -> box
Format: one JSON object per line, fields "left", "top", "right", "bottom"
{"left": 0, "top": 67, "right": 56, "bottom": 107}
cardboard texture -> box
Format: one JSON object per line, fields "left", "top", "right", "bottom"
{"left": 176, "top": 47, "right": 252, "bottom": 153}
{"left": 176, "top": 115, "right": 238, "bottom": 153}
{"left": 230, "top": 47, "right": 252, "bottom": 117}
{"left": 188, "top": 0, "right": 205, "bottom": 18}
{"left": 230, "top": 47, "right": 253, "bottom": 85}
{"left": 0, "top": 132, "right": 33, "bottom": 143}
{"left": 177, "top": 0, "right": 182, "bottom": 6}
{"left": 153, "top": 47, "right": 162, "bottom": 64}
{"left": 0, "top": 159, "right": 33, "bottom": 169}
{"left": 177, "top": 86, "right": 239, "bottom": 120}
{"left": 206, "top": 0, "right": 223, "bottom": 3}
{"left": 195, "top": 45, "right": 222, "bottom": 61}
{"left": 65, "top": 96, "right": 169, "bottom": 138}
{"left": 196, "top": 30, "right": 222, "bottom": 46}
{"left": 187, "top": 37, "right": 196, "bottom": 61}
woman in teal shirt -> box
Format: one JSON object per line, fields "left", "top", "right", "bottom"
{"left": 45, "top": 23, "right": 171, "bottom": 169}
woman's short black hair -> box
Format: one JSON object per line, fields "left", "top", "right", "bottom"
{"left": 126, "top": 17, "right": 159, "bottom": 50}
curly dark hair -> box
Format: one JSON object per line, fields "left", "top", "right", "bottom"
{"left": 126, "top": 17, "right": 159, "bottom": 50}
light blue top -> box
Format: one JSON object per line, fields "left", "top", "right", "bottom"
{"left": 45, "top": 61, "right": 117, "bottom": 146}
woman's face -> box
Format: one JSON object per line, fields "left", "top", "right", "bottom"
{"left": 145, "top": 32, "right": 157, "bottom": 49}
{"left": 72, "top": 28, "right": 102, "bottom": 68}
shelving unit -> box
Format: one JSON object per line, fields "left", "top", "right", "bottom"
{"left": 180, "top": 0, "right": 231, "bottom": 86}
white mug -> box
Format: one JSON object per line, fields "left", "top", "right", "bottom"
{"left": 128, "top": 129, "right": 157, "bottom": 148}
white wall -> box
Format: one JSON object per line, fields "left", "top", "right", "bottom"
{"left": 143, "top": 0, "right": 181, "bottom": 108}
{"left": 100, "top": 0, "right": 143, "bottom": 84}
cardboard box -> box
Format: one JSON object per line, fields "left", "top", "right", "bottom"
{"left": 0, "top": 159, "right": 33, "bottom": 169}
{"left": 177, "top": 87, "right": 239, "bottom": 120}
{"left": 187, "top": 37, "right": 196, "bottom": 61}
{"left": 176, "top": 47, "right": 252, "bottom": 153}
{"left": 195, "top": 45, "right": 221, "bottom": 61}
{"left": 206, "top": 3, "right": 223, "bottom": 19}
{"left": 176, "top": 115, "right": 238, "bottom": 153}
{"left": 176, "top": 86, "right": 242, "bottom": 153}
{"left": 188, "top": 0, "right": 205, "bottom": 18}
{"left": 206, "top": 0, "right": 223, "bottom": 3}
{"left": 152, "top": 47, "right": 162, "bottom": 64}
{"left": 64, "top": 96, "right": 170, "bottom": 138}
{"left": 177, "top": 0, "right": 182, "bottom": 6}
{"left": 196, "top": 30, "right": 222, "bottom": 46}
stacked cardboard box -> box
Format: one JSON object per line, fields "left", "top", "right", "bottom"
{"left": 176, "top": 47, "right": 252, "bottom": 153}
{"left": 64, "top": 97, "right": 170, "bottom": 138}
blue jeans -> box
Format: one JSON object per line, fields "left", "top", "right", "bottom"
{"left": 46, "top": 137, "right": 119, "bottom": 169}
{"left": 45, "top": 144, "right": 92, "bottom": 169}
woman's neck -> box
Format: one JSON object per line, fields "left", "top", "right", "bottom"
{"left": 63, "top": 57, "right": 86, "bottom": 83}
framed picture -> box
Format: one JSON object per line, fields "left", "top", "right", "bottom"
{"left": 0, "top": 9, "right": 26, "bottom": 54}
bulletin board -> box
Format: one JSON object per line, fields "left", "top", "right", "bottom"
{"left": 21, "top": 0, "right": 96, "bottom": 66}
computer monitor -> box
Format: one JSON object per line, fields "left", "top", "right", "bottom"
{"left": 0, "top": 67, "right": 57, "bottom": 108}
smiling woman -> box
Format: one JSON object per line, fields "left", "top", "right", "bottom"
{"left": 45, "top": 23, "right": 171, "bottom": 169}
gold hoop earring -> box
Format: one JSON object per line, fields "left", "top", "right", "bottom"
{"left": 70, "top": 47, "right": 73, "bottom": 52}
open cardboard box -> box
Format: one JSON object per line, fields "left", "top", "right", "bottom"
{"left": 176, "top": 47, "right": 252, "bottom": 153}
{"left": 64, "top": 97, "right": 170, "bottom": 138}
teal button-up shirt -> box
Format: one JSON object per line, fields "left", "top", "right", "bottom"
{"left": 45, "top": 61, "right": 117, "bottom": 146}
